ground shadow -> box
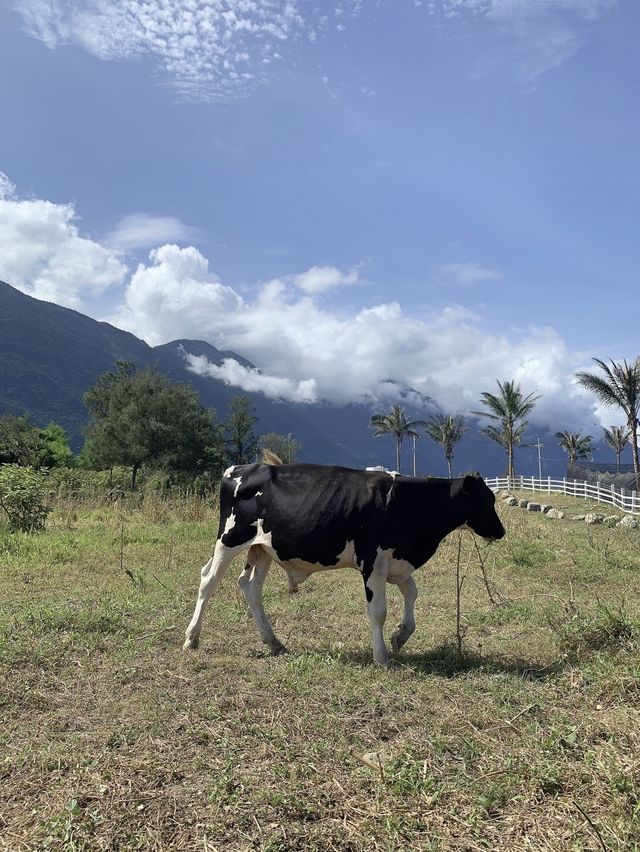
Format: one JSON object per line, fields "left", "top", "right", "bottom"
{"left": 325, "top": 642, "right": 560, "bottom": 680}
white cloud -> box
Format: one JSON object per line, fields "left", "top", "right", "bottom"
{"left": 109, "top": 245, "right": 601, "bottom": 431}
{"left": 430, "top": 0, "right": 616, "bottom": 80}
{"left": 14, "top": 0, "right": 303, "bottom": 100}
{"left": 184, "top": 353, "right": 319, "bottom": 403}
{"left": 0, "top": 172, "right": 16, "bottom": 200}
{"left": 0, "top": 175, "right": 127, "bottom": 309}
{"left": 13, "top": 0, "right": 616, "bottom": 96}
{"left": 106, "top": 214, "right": 199, "bottom": 250}
{"left": 292, "top": 265, "right": 359, "bottom": 294}
{"left": 0, "top": 176, "right": 613, "bottom": 432}
{"left": 434, "top": 262, "right": 501, "bottom": 287}
{"left": 108, "top": 243, "right": 244, "bottom": 343}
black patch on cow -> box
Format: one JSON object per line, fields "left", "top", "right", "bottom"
{"left": 364, "top": 586, "right": 373, "bottom": 603}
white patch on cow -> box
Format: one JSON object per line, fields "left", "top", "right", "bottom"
{"left": 233, "top": 476, "right": 243, "bottom": 497}
{"left": 223, "top": 465, "right": 236, "bottom": 478}
{"left": 267, "top": 538, "right": 358, "bottom": 586}
{"left": 255, "top": 490, "right": 263, "bottom": 497}
{"left": 253, "top": 517, "right": 273, "bottom": 549}
{"left": 386, "top": 484, "right": 394, "bottom": 507}
{"left": 221, "top": 510, "right": 237, "bottom": 540}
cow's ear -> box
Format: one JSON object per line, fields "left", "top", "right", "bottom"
{"left": 462, "top": 474, "right": 478, "bottom": 495}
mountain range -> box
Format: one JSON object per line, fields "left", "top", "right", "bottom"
{"left": 1, "top": 279, "right": 575, "bottom": 476}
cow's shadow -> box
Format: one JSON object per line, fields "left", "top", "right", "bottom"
{"left": 330, "top": 642, "right": 557, "bottom": 680}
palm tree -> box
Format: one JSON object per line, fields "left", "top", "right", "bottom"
{"left": 576, "top": 358, "right": 640, "bottom": 491}
{"left": 556, "top": 430, "right": 593, "bottom": 463}
{"left": 473, "top": 379, "right": 540, "bottom": 481}
{"left": 370, "top": 403, "right": 426, "bottom": 474}
{"left": 424, "top": 414, "right": 467, "bottom": 478}
{"left": 602, "top": 425, "right": 630, "bottom": 474}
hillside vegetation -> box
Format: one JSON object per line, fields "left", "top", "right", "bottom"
{"left": 1, "top": 491, "right": 640, "bottom": 850}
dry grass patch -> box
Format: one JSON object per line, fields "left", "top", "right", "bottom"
{"left": 2, "top": 492, "right": 640, "bottom": 850}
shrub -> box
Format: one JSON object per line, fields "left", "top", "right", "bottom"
{"left": 0, "top": 464, "right": 52, "bottom": 532}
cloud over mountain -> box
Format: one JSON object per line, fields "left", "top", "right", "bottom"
{"left": 0, "top": 170, "right": 603, "bottom": 430}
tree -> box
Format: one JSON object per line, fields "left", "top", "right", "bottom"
{"left": 556, "top": 430, "right": 593, "bottom": 463}
{"left": 258, "top": 432, "right": 300, "bottom": 464}
{"left": 0, "top": 414, "right": 42, "bottom": 466}
{"left": 84, "top": 362, "right": 223, "bottom": 488}
{"left": 225, "top": 396, "right": 258, "bottom": 465}
{"left": 576, "top": 358, "right": 640, "bottom": 491}
{"left": 424, "top": 414, "right": 467, "bottom": 478}
{"left": 473, "top": 380, "right": 539, "bottom": 480}
{"left": 370, "top": 403, "right": 427, "bottom": 474}
{"left": 602, "top": 425, "right": 630, "bottom": 474}
{"left": 37, "top": 422, "right": 73, "bottom": 469}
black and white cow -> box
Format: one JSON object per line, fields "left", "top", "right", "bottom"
{"left": 184, "top": 463, "right": 505, "bottom": 666}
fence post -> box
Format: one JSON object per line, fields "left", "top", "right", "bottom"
{"left": 563, "top": 477, "right": 566, "bottom": 496}
{"left": 548, "top": 476, "right": 551, "bottom": 493}
{"left": 621, "top": 487, "right": 626, "bottom": 512}
{"left": 520, "top": 475, "right": 523, "bottom": 491}
{"left": 596, "top": 482, "right": 600, "bottom": 505}
{"left": 633, "top": 491, "right": 638, "bottom": 515}
{"left": 574, "top": 479, "right": 577, "bottom": 497}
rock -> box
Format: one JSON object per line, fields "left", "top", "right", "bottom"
{"left": 585, "top": 513, "right": 604, "bottom": 525}
{"left": 618, "top": 516, "right": 639, "bottom": 529}
{"left": 547, "top": 509, "right": 565, "bottom": 519}
{"left": 571, "top": 515, "right": 586, "bottom": 521}
{"left": 603, "top": 515, "right": 620, "bottom": 526}
{"left": 540, "top": 504, "right": 553, "bottom": 514}
{"left": 503, "top": 497, "right": 519, "bottom": 506}
{"left": 518, "top": 499, "right": 529, "bottom": 508}
{"left": 527, "top": 502, "right": 542, "bottom": 512}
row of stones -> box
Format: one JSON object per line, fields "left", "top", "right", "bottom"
{"left": 493, "top": 491, "right": 639, "bottom": 529}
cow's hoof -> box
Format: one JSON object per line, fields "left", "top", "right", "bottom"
{"left": 270, "top": 642, "right": 288, "bottom": 656}
{"left": 183, "top": 637, "right": 199, "bottom": 650}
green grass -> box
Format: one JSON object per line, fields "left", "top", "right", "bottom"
{"left": 2, "top": 490, "right": 640, "bottom": 850}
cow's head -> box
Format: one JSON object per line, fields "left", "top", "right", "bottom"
{"left": 451, "top": 474, "right": 505, "bottom": 542}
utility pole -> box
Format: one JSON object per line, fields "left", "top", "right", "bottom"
{"left": 535, "top": 437, "right": 543, "bottom": 480}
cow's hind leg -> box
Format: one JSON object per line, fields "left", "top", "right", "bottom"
{"left": 238, "top": 545, "right": 287, "bottom": 655}
{"left": 390, "top": 575, "right": 418, "bottom": 654}
{"left": 183, "top": 540, "right": 241, "bottom": 650}
{"left": 363, "top": 560, "right": 389, "bottom": 667}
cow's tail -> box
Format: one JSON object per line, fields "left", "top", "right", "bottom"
{"left": 262, "top": 448, "right": 284, "bottom": 465}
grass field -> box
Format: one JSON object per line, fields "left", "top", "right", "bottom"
{"left": 1, "top": 489, "right": 640, "bottom": 851}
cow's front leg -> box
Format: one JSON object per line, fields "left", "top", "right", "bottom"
{"left": 391, "top": 575, "right": 418, "bottom": 654}
{"left": 363, "top": 561, "right": 389, "bottom": 667}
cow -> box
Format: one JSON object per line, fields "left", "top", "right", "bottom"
{"left": 183, "top": 463, "right": 505, "bottom": 666}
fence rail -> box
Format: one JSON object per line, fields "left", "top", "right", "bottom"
{"left": 484, "top": 475, "right": 640, "bottom": 516}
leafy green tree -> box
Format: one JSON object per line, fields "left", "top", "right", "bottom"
{"left": 225, "top": 396, "right": 258, "bottom": 465}
{"left": 0, "top": 464, "right": 51, "bottom": 532}
{"left": 556, "top": 430, "right": 593, "bottom": 463}
{"left": 37, "top": 422, "right": 74, "bottom": 468}
{"left": 576, "top": 358, "right": 640, "bottom": 490}
{"left": 473, "top": 380, "right": 540, "bottom": 480}
{"left": 258, "top": 432, "right": 300, "bottom": 464}
{"left": 424, "top": 414, "right": 467, "bottom": 478}
{"left": 370, "top": 403, "right": 427, "bottom": 473}
{"left": 602, "top": 425, "right": 630, "bottom": 474}
{"left": 0, "top": 414, "right": 42, "bottom": 466}
{"left": 84, "top": 362, "right": 224, "bottom": 488}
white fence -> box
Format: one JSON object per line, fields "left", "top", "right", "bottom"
{"left": 484, "top": 475, "right": 640, "bottom": 516}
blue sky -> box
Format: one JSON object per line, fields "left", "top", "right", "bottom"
{"left": 1, "top": 0, "right": 638, "bottom": 433}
